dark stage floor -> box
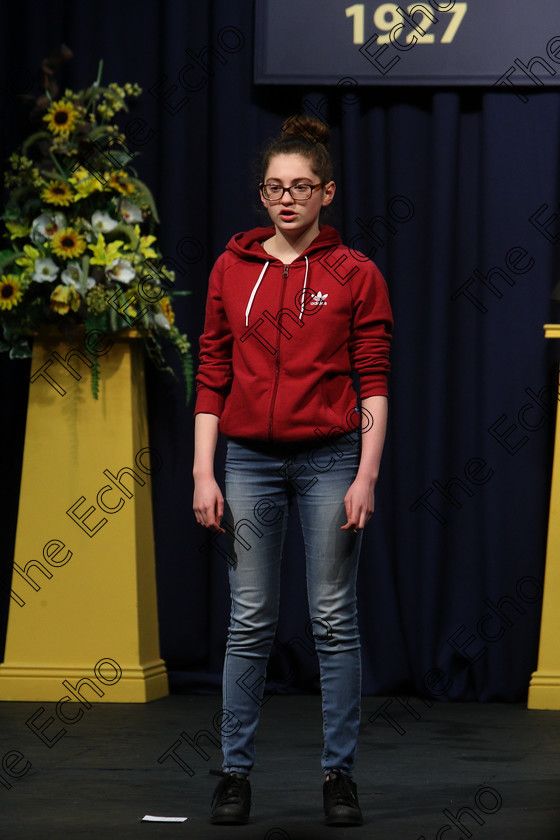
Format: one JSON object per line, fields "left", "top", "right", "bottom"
{"left": 1, "top": 693, "right": 559, "bottom": 839}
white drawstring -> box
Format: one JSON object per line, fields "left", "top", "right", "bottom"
{"left": 299, "top": 256, "right": 309, "bottom": 320}
{"left": 245, "top": 256, "right": 308, "bottom": 325}
{"left": 245, "top": 261, "right": 269, "bottom": 326}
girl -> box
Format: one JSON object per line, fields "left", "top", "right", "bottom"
{"left": 193, "top": 115, "right": 392, "bottom": 827}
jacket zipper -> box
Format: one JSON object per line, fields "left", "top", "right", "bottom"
{"left": 268, "top": 264, "right": 289, "bottom": 440}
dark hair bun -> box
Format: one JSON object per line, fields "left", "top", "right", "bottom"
{"left": 260, "top": 114, "right": 334, "bottom": 184}
{"left": 281, "top": 115, "right": 330, "bottom": 148}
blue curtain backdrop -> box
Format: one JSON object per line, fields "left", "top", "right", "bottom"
{"left": 0, "top": 0, "right": 558, "bottom": 702}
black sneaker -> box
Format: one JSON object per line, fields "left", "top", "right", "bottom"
{"left": 323, "top": 768, "right": 363, "bottom": 826}
{"left": 210, "top": 770, "right": 251, "bottom": 825}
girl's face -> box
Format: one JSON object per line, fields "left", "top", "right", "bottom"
{"left": 260, "top": 153, "right": 335, "bottom": 237}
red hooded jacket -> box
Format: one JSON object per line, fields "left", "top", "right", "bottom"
{"left": 194, "top": 225, "right": 392, "bottom": 443}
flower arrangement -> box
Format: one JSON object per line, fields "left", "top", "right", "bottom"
{"left": 0, "top": 57, "right": 192, "bottom": 399}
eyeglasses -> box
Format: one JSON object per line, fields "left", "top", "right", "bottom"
{"left": 260, "top": 182, "right": 324, "bottom": 201}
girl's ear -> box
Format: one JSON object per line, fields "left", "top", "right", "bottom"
{"left": 321, "top": 181, "right": 336, "bottom": 207}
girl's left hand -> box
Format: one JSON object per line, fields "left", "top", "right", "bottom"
{"left": 341, "top": 475, "right": 376, "bottom": 531}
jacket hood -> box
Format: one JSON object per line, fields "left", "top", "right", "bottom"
{"left": 226, "top": 224, "right": 343, "bottom": 263}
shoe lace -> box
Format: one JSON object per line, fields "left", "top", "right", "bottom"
{"left": 328, "top": 771, "right": 357, "bottom": 805}
{"left": 210, "top": 770, "right": 247, "bottom": 804}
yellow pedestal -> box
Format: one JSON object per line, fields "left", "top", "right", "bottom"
{"left": 0, "top": 331, "right": 168, "bottom": 702}
{"left": 528, "top": 324, "right": 560, "bottom": 708}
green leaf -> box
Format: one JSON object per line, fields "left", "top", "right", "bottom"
{"left": 87, "top": 124, "right": 118, "bottom": 144}
{"left": 181, "top": 349, "right": 194, "bottom": 405}
{"left": 9, "top": 339, "right": 32, "bottom": 359}
{"left": 90, "top": 357, "right": 100, "bottom": 399}
{"left": 22, "top": 196, "right": 42, "bottom": 217}
{"left": 95, "top": 59, "right": 104, "bottom": 88}
{"left": 79, "top": 255, "right": 91, "bottom": 298}
{"left": 21, "top": 131, "right": 52, "bottom": 156}
{"left": 127, "top": 177, "right": 160, "bottom": 224}
{"left": 108, "top": 299, "right": 118, "bottom": 332}
{"left": 38, "top": 168, "right": 66, "bottom": 182}
{"left": 49, "top": 150, "right": 68, "bottom": 180}
{"left": 0, "top": 251, "right": 23, "bottom": 272}
{"left": 6, "top": 184, "right": 36, "bottom": 207}
{"left": 106, "top": 223, "right": 138, "bottom": 250}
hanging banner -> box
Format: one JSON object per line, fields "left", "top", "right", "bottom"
{"left": 254, "top": 0, "right": 560, "bottom": 87}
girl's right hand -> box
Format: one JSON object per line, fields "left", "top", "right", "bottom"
{"left": 193, "top": 476, "right": 225, "bottom": 533}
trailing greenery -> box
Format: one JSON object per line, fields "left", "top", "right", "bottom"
{"left": 0, "top": 61, "right": 193, "bottom": 401}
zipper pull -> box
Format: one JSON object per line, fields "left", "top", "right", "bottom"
{"left": 283, "top": 264, "right": 289, "bottom": 278}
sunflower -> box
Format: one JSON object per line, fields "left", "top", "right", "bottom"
{"left": 51, "top": 227, "right": 87, "bottom": 260}
{"left": 106, "top": 170, "right": 135, "bottom": 196}
{"left": 41, "top": 181, "right": 74, "bottom": 207}
{"left": 43, "top": 99, "right": 80, "bottom": 137}
{"left": 68, "top": 166, "right": 103, "bottom": 199}
{"left": 0, "top": 274, "right": 25, "bottom": 310}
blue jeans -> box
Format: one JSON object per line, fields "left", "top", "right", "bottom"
{"left": 221, "top": 430, "right": 364, "bottom": 776}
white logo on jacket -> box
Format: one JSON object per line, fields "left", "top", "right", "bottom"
{"left": 310, "top": 291, "right": 328, "bottom": 306}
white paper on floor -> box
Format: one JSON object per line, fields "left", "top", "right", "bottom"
{"left": 141, "top": 815, "right": 189, "bottom": 822}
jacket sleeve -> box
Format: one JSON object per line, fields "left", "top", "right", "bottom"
{"left": 193, "top": 254, "right": 233, "bottom": 418}
{"left": 348, "top": 259, "right": 393, "bottom": 398}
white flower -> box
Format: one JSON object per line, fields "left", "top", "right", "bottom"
{"left": 78, "top": 220, "right": 95, "bottom": 243}
{"left": 106, "top": 258, "right": 135, "bottom": 284}
{"left": 118, "top": 200, "right": 143, "bottom": 223}
{"left": 33, "top": 257, "right": 59, "bottom": 283}
{"left": 153, "top": 312, "right": 171, "bottom": 330}
{"left": 91, "top": 211, "right": 119, "bottom": 232}
{"left": 31, "top": 212, "right": 66, "bottom": 243}
{"left": 61, "top": 262, "right": 96, "bottom": 293}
